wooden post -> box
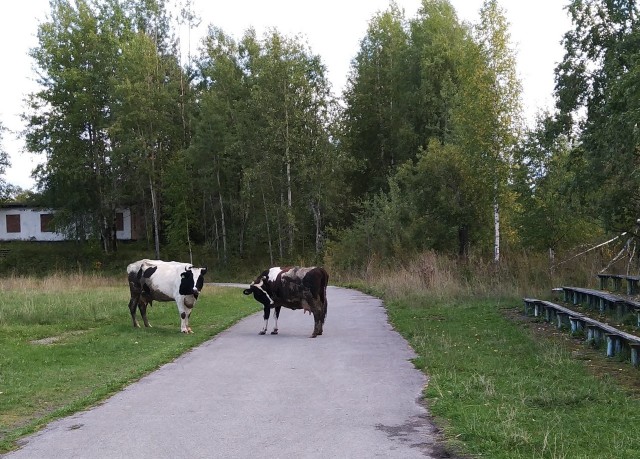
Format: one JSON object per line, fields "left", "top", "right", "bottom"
{"left": 613, "top": 277, "right": 622, "bottom": 292}
{"left": 631, "top": 344, "right": 640, "bottom": 367}
{"left": 570, "top": 317, "right": 584, "bottom": 334}
{"left": 523, "top": 299, "right": 535, "bottom": 316}
{"left": 599, "top": 275, "right": 607, "bottom": 290}
{"left": 556, "top": 312, "right": 569, "bottom": 329}
{"left": 606, "top": 335, "right": 615, "bottom": 357}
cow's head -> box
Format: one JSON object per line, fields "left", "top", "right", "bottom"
{"left": 180, "top": 266, "right": 207, "bottom": 298}
{"left": 243, "top": 270, "right": 274, "bottom": 306}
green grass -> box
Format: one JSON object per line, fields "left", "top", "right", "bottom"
{"left": 0, "top": 281, "right": 259, "bottom": 453}
{"left": 386, "top": 294, "right": 640, "bottom": 459}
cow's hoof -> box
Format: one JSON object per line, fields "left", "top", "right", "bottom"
{"left": 310, "top": 334, "right": 318, "bottom": 338}
{"left": 271, "top": 330, "right": 278, "bottom": 335}
{"left": 259, "top": 331, "right": 266, "bottom": 335}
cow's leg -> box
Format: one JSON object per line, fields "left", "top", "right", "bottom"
{"left": 307, "top": 293, "right": 324, "bottom": 338}
{"left": 311, "top": 304, "right": 323, "bottom": 337}
{"left": 186, "top": 310, "right": 192, "bottom": 333}
{"left": 139, "top": 300, "right": 152, "bottom": 328}
{"left": 176, "top": 300, "right": 192, "bottom": 333}
{"left": 260, "top": 305, "right": 270, "bottom": 335}
{"left": 128, "top": 296, "right": 140, "bottom": 328}
{"left": 311, "top": 311, "right": 321, "bottom": 338}
{"left": 271, "top": 306, "right": 281, "bottom": 334}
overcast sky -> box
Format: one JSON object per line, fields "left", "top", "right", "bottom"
{"left": 0, "top": 0, "right": 571, "bottom": 190}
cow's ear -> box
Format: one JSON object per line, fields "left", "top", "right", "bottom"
{"left": 201, "top": 267, "right": 208, "bottom": 275}
{"left": 143, "top": 266, "right": 157, "bottom": 278}
{"left": 243, "top": 289, "right": 252, "bottom": 295}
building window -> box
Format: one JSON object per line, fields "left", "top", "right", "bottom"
{"left": 40, "top": 214, "right": 54, "bottom": 233}
{"left": 115, "top": 212, "right": 124, "bottom": 231}
{"left": 6, "top": 214, "right": 20, "bottom": 233}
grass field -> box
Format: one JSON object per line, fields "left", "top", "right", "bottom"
{"left": 0, "top": 276, "right": 259, "bottom": 453}
{"left": 4, "top": 267, "right": 640, "bottom": 457}
{"left": 386, "top": 293, "right": 640, "bottom": 459}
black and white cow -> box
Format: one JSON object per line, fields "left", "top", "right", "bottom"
{"left": 127, "top": 259, "right": 207, "bottom": 333}
{"left": 243, "top": 266, "right": 329, "bottom": 338}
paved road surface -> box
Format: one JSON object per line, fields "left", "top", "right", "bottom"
{"left": 3, "top": 286, "right": 443, "bottom": 458}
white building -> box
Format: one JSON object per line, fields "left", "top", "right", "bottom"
{"left": 0, "top": 205, "right": 137, "bottom": 241}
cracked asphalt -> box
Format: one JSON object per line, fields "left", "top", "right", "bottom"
{"left": 3, "top": 286, "right": 442, "bottom": 459}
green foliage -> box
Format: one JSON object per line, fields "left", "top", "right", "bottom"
{"left": 330, "top": 140, "right": 492, "bottom": 268}
{"left": 555, "top": 0, "right": 640, "bottom": 234}
{"left": 511, "top": 114, "right": 602, "bottom": 251}
{"left": 25, "top": 0, "right": 187, "bottom": 252}
{"left": 189, "top": 26, "right": 345, "bottom": 263}
{"left": 342, "top": 3, "right": 415, "bottom": 197}
{"left": 19, "top": 0, "right": 631, "bottom": 273}
{"left": 332, "top": 0, "right": 524, "bottom": 266}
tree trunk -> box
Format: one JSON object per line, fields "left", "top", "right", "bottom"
{"left": 217, "top": 169, "right": 227, "bottom": 263}
{"left": 262, "top": 190, "right": 274, "bottom": 265}
{"left": 284, "top": 80, "right": 294, "bottom": 255}
{"left": 211, "top": 195, "right": 220, "bottom": 257}
{"left": 493, "top": 183, "right": 500, "bottom": 263}
{"left": 458, "top": 224, "right": 469, "bottom": 259}
{"left": 150, "top": 175, "right": 160, "bottom": 260}
{"left": 185, "top": 199, "right": 193, "bottom": 264}
{"left": 311, "top": 200, "right": 323, "bottom": 254}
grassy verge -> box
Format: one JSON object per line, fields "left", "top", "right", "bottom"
{"left": 0, "top": 278, "right": 258, "bottom": 453}
{"left": 386, "top": 293, "right": 640, "bottom": 459}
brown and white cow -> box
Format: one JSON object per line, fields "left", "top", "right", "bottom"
{"left": 127, "top": 259, "right": 207, "bottom": 333}
{"left": 243, "top": 266, "right": 328, "bottom": 338}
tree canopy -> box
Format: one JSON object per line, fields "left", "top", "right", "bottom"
{"left": 19, "top": 0, "right": 629, "bottom": 271}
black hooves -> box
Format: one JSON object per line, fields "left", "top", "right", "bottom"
{"left": 259, "top": 330, "right": 266, "bottom": 335}
{"left": 271, "top": 330, "right": 278, "bottom": 335}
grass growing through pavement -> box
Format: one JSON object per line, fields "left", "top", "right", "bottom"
{"left": 386, "top": 294, "right": 640, "bottom": 459}
{"left": 0, "top": 276, "right": 258, "bottom": 453}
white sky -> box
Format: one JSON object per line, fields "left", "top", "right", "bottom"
{"left": 0, "top": 0, "right": 571, "bottom": 190}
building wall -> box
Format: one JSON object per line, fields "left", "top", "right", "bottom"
{"left": 0, "top": 207, "right": 134, "bottom": 241}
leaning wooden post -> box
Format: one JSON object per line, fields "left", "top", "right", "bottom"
{"left": 606, "top": 334, "right": 615, "bottom": 357}
{"left": 599, "top": 275, "right": 607, "bottom": 290}
{"left": 569, "top": 317, "right": 583, "bottom": 334}
{"left": 630, "top": 344, "right": 640, "bottom": 367}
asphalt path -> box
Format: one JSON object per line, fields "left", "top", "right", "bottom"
{"left": 3, "top": 286, "right": 443, "bottom": 458}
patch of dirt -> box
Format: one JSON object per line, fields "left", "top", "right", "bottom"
{"left": 30, "top": 330, "right": 88, "bottom": 346}
{"left": 503, "top": 307, "right": 640, "bottom": 397}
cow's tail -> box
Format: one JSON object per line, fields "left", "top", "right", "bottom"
{"left": 320, "top": 268, "right": 328, "bottom": 320}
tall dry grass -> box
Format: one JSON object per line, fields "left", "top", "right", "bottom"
{"left": 328, "top": 249, "right": 611, "bottom": 301}
{"left": 0, "top": 272, "right": 122, "bottom": 293}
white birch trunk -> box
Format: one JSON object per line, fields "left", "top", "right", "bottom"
{"left": 217, "top": 169, "right": 227, "bottom": 263}
{"left": 150, "top": 175, "right": 160, "bottom": 260}
{"left": 284, "top": 80, "right": 293, "bottom": 254}
{"left": 493, "top": 182, "right": 500, "bottom": 263}
{"left": 262, "top": 190, "right": 274, "bottom": 266}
